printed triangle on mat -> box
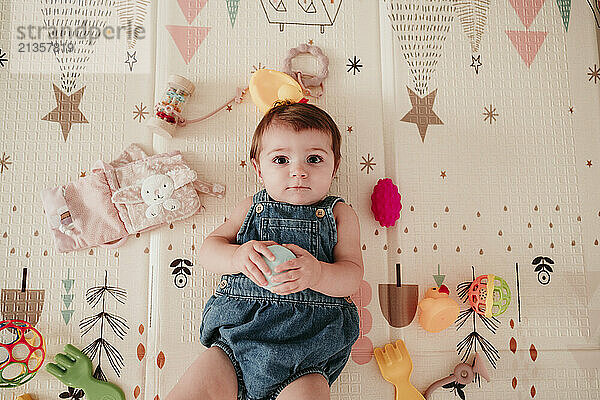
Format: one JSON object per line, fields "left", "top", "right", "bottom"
{"left": 61, "top": 309, "right": 74, "bottom": 324}
{"left": 166, "top": 25, "right": 211, "bottom": 64}
{"left": 508, "top": 0, "right": 546, "bottom": 29}
{"left": 555, "top": 0, "right": 571, "bottom": 31}
{"left": 226, "top": 0, "right": 241, "bottom": 27}
{"left": 62, "top": 294, "right": 74, "bottom": 309}
{"left": 177, "top": 0, "right": 208, "bottom": 25}
{"left": 506, "top": 30, "right": 547, "bottom": 67}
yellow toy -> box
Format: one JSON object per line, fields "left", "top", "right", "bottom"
{"left": 249, "top": 69, "right": 304, "bottom": 114}
{"left": 374, "top": 340, "right": 425, "bottom": 400}
{"left": 17, "top": 394, "right": 35, "bottom": 400}
{"left": 417, "top": 285, "right": 460, "bottom": 333}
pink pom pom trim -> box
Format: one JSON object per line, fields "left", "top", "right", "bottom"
{"left": 371, "top": 178, "right": 402, "bottom": 227}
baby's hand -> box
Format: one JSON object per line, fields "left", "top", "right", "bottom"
{"left": 269, "top": 244, "right": 322, "bottom": 295}
{"left": 232, "top": 240, "right": 277, "bottom": 287}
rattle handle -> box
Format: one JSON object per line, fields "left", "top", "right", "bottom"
{"left": 185, "top": 87, "right": 248, "bottom": 125}
{"left": 423, "top": 375, "right": 456, "bottom": 399}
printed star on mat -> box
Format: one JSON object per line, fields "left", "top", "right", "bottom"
{"left": 440, "top": 170, "right": 447, "bottom": 179}
{"left": 346, "top": 56, "right": 363, "bottom": 75}
{"left": 226, "top": 104, "right": 233, "bottom": 111}
{"left": 400, "top": 87, "right": 443, "bottom": 142}
{"left": 308, "top": 39, "right": 314, "bottom": 45}
{"left": 0, "top": 152, "right": 11, "bottom": 174}
{"left": 347, "top": 126, "right": 353, "bottom": 133}
{"left": 80, "top": 171, "right": 86, "bottom": 177}
{"left": 470, "top": 55, "right": 482, "bottom": 74}
{"left": 42, "top": 85, "right": 88, "bottom": 141}
{"left": 133, "top": 103, "right": 148, "bottom": 122}
{"left": 588, "top": 64, "right": 600, "bottom": 84}
{"left": 483, "top": 105, "right": 498, "bottom": 124}
{"left": 569, "top": 106, "right": 574, "bottom": 114}
{"left": 587, "top": 160, "right": 593, "bottom": 167}
{"left": 125, "top": 50, "right": 137, "bottom": 72}
{"left": 360, "top": 153, "right": 376, "bottom": 174}
{"left": 240, "top": 160, "right": 246, "bottom": 167}
{"left": 0, "top": 49, "right": 7, "bottom": 67}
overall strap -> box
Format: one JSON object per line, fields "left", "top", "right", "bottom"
{"left": 253, "top": 189, "right": 270, "bottom": 203}
{"left": 319, "top": 195, "right": 345, "bottom": 211}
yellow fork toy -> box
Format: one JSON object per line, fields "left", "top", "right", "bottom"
{"left": 374, "top": 339, "right": 425, "bottom": 400}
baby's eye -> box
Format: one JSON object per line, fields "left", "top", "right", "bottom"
{"left": 272, "top": 156, "right": 289, "bottom": 165}
{"left": 307, "top": 155, "right": 323, "bottom": 164}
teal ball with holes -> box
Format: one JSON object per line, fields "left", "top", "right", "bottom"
{"left": 261, "top": 245, "right": 296, "bottom": 288}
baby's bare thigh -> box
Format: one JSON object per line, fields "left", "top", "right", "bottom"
{"left": 166, "top": 347, "right": 238, "bottom": 400}
{"left": 277, "top": 373, "right": 330, "bottom": 400}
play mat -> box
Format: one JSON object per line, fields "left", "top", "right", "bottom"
{"left": 1, "top": 0, "right": 599, "bottom": 399}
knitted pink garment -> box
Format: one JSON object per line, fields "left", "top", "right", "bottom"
{"left": 41, "top": 144, "right": 224, "bottom": 253}
{"left": 41, "top": 171, "right": 128, "bottom": 253}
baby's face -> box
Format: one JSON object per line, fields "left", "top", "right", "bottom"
{"left": 253, "top": 126, "right": 336, "bottom": 205}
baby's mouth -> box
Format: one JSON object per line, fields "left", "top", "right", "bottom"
{"left": 287, "top": 186, "right": 310, "bottom": 190}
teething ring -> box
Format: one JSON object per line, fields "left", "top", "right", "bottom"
{"left": 281, "top": 44, "right": 329, "bottom": 97}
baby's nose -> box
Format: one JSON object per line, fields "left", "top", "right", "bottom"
{"left": 290, "top": 166, "right": 308, "bottom": 178}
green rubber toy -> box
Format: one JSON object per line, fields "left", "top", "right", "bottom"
{"left": 261, "top": 244, "right": 297, "bottom": 288}
{"left": 45, "top": 344, "right": 125, "bottom": 400}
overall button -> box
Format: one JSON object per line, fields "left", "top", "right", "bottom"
{"left": 219, "top": 279, "right": 228, "bottom": 289}
{"left": 345, "top": 296, "right": 353, "bottom": 303}
{"left": 316, "top": 208, "right": 325, "bottom": 218}
{"left": 255, "top": 204, "right": 264, "bottom": 214}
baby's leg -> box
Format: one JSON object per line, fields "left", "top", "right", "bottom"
{"left": 165, "top": 347, "right": 238, "bottom": 400}
{"left": 277, "top": 373, "right": 330, "bottom": 400}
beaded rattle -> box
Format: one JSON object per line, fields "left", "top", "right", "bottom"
{"left": 146, "top": 75, "right": 246, "bottom": 138}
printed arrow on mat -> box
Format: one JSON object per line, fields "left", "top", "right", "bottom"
{"left": 166, "top": 26, "right": 211, "bottom": 64}
{"left": 506, "top": 30, "right": 547, "bottom": 67}
{"left": 433, "top": 264, "right": 446, "bottom": 287}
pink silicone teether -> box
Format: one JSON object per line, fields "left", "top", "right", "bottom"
{"left": 371, "top": 178, "right": 402, "bottom": 227}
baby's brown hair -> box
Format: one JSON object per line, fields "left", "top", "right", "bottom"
{"left": 250, "top": 103, "right": 342, "bottom": 171}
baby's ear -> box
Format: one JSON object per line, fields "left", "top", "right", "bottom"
{"left": 112, "top": 185, "right": 143, "bottom": 204}
{"left": 332, "top": 158, "right": 340, "bottom": 177}
{"left": 251, "top": 159, "right": 262, "bottom": 180}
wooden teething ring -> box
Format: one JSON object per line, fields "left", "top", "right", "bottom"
{"left": 281, "top": 44, "right": 329, "bottom": 97}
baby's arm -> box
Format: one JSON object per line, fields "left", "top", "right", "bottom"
{"left": 311, "top": 202, "right": 364, "bottom": 296}
{"left": 271, "top": 202, "right": 364, "bottom": 297}
{"left": 197, "top": 196, "right": 276, "bottom": 285}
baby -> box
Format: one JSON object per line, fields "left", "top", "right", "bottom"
{"left": 167, "top": 103, "right": 363, "bottom": 400}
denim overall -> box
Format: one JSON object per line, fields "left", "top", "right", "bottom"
{"left": 200, "top": 189, "right": 360, "bottom": 400}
